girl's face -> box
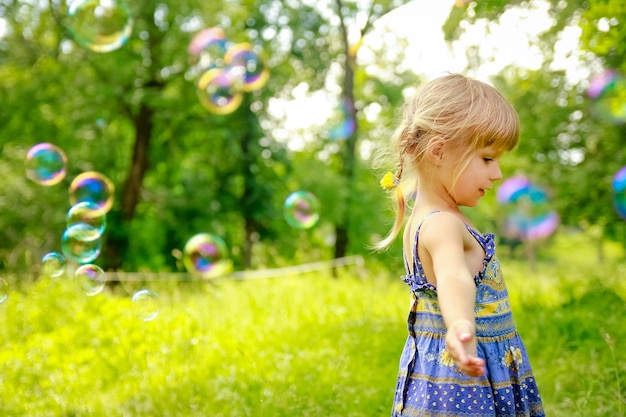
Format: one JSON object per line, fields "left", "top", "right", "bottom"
{"left": 443, "top": 146, "right": 504, "bottom": 207}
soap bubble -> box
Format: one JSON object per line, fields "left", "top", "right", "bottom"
{"left": 612, "top": 166, "right": 626, "bottom": 218}
{"left": 25, "top": 143, "right": 67, "bottom": 186}
{"left": 328, "top": 98, "right": 356, "bottom": 140}
{"left": 188, "top": 27, "right": 229, "bottom": 70}
{"left": 497, "top": 176, "right": 559, "bottom": 241}
{"left": 131, "top": 289, "right": 160, "bottom": 322}
{"left": 62, "top": 223, "right": 102, "bottom": 264}
{"left": 69, "top": 171, "right": 115, "bottom": 213}
{"left": 587, "top": 70, "right": 626, "bottom": 124}
{"left": 183, "top": 233, "right": 232, "bottom": 279}
{"left": 196, "top": 67, "right": 244, "bottom": 115}
{"left": 74, "top": 264, "right": 106, "bottom": 296}
{"left": 284, "top": 191, "right": 320, "bottom": 229}
{"left": 224, "top": 43, "right": 269, "bottom": 92}
{"left": 0, "top": 278, "right": 8, "bottom": 304}
{"left": 67, "top": 201, "right": 107, "bottom": 236}
{"left": 66, "top": 0, "right": 133, "bottom": 53}
{"left": 42, "top": 252, "right": 66, "bottom": 278}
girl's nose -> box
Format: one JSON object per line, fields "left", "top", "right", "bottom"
{"left": 492, "top": 163, "right": 503, "bottom": 181}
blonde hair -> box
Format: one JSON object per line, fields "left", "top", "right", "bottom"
{"left": 375, "top": 73, "right": 519, "bottom": 250}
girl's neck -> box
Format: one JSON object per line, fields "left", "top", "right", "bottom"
{"left": 412, "top": 172, "right": 461, "bottom": 215}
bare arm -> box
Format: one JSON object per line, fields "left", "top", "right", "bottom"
{"left": 421, "top": 213, "right": 486, "bottom": 377}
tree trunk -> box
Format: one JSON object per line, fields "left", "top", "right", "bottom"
{"left": 240, "top": 95, "right": 257, "bottom": 270}
{"left": 103, "top": 102, "right": 154, "bottom": 270}
{"left": 333, "top": 0, "right": 359, "bottom": 262}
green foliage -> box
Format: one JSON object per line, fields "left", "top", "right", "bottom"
{"left": 0, "top": 0, "right": 418, "bottom": 274}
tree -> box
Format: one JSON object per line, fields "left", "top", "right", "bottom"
{"left": 0, "top": 0, "right": 421, "bottom": 275}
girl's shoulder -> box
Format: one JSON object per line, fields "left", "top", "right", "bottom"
{"left": 408, "top": 209, "right": 468, "bottom": 248}
{"left": 414, "top": 210, "right": 466, "bottom": 234}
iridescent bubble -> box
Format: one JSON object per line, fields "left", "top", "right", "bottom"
{"left": 69, "top": 171, "right": 115, "bottom": 213}
{"left": 131, "top": 289, "right": 160, "bottom": 322}
{"left": 587, "top": 70, "right": 626, "bottom": 124}
{"left": 183, "top": 233, "right": 232, "bottom": 279}
{"left": 61, "top": 223, "right": 102, "bottom": 264}
{"left": 196, "top": 67, "right": 243, "bottom": 115}
{"left": 328, "top": 98, "right": 356, "bottom": 140}
{"left": 0, "top": 278, "right": 8, "bottom": 304}
{"left": 612, "top": 166, "right": 626, "bottom": 218}
{"left": 66, "top": 0, "right": 133, "bottom": 53}
{"left": 41, "top": 252, "right": 66, "bottom": 278}
{"left": 188, "top": 27, "right": 229, "bottom": 70}
{"left": 74, "top": 264, "right": 106, "bottom": 296}
{"left": 224, "top": 43, "right": 269, "bottom": 92}
{"left": 284, "top": 191, "right": 321, "bottom": 230}
{"left": 496, "top": 176, "right": 559, "bottom": 241}
{"left": 67, "top": 201, "right": 107, "bottom": 236}
{"left": 25, "top": 143, "right": 67, "bottom": 186}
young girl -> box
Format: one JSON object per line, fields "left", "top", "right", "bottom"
{"left": 378, "top": 74, "right": 545, "bottom": 416}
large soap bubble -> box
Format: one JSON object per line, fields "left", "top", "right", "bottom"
{"left": 42, "top": 252, "right": 67, "bottom": 278}
{"left": 66, "top": 0, "right": 133, "bottom": 53}
{"left": 67, "top": 201, "right": 107, "bottom": 236}
{"left": 587, "top": 70, "right": 626, "bottom": 124}
{"left": 283, "top": 191, "right": 321, "bottom": 230}
{"left": 69, "top": 171, "right": 115, "bottom": 213}
{"left": 196, "top": 67, "right": 244, "bottom": 115}
{"left": 61, "top": 223, "right": 102, "bottom": 264}
{"left": 496, "top": 176, "right": 559, "bottom": 241}
{"left": 74, "top": 264, "right": 106, "bottom": 296}
{"left": 612, "top": 166, "right": 626, "bottom": 218}
{"left": 224, "top": 43, "right": 269, "bottom": 92}
{"left": 131, "top": 289, "right": 160, "bottom": 322}
{"left": 183, "top": 233, "right": 232, "bottom": 279}
{"left": 25, "top": 143, "right": 67, "bottom": 186}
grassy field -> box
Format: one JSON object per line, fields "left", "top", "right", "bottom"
{"left": 1, "top": 232, "right": 625, "bottom": 416}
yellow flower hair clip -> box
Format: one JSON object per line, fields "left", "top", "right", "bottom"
{"left": 380, "top": 171, "right": 397, "bottom": 190}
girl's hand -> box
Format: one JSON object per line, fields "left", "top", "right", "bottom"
{"left": 445, "top": 319, "right": 486, "bottom": 377}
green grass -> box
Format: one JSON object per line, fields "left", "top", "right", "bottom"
{"left": 0, "top": 232, "right": 625, "bottom": 416}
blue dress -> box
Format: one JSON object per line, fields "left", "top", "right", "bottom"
{"left": 392, "top": 213, "right": 545, "bottom": 416}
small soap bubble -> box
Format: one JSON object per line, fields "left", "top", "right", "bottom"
{"left": 62, "top": 223, "right": 102, "bottom": 264}
{"left": 587, "top": 70, "right": 626, "bottom": 124}
{"left": 283, "top": 191, "right": 321, "bottom": 230}
{"left": 328, "top": 98, "right": 356, "bottom": 140}
{"left": 224, "top": 43, "right": 269, "bottom": 92}
{"left": 196, "top": 67, "right": 244, "bottom": 115}
{"left": 67, "top": 201, "right": 107, "bottom": 236}
{"left": 66, "top": 0, "right": 133, "bottom": 53}
{"left": 25, "top": 143, "right": 67, "bottom": 186}
{"left": 0, "top": 278, "right": 8, "bottom": 304}
{"left": 69, "top": 171, "right": 115, "bottom": 213}
{"left": 74, "top": 264, "right": 106, "bottom": 296}
{"left": 183, "top": 233, "right": 233, "bottom": 279}
{"left": 612, "top": 166, "right": 626, "bottom": 218}
{"left": 497, "top": 176, "right": 558, "bottom": 241}
{"left": 42, "top": 252, "right": 66, "bottom": 278}
{"left": 131, "top": 289, "right": 160, "bottom": 322}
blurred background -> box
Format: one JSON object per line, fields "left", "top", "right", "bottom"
{"left": 2, "top": 0, "right": 626, "bottom": 275}
{"left": 1, "top": 0, "right": 626, "bottom": 416}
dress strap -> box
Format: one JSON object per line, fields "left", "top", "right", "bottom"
{"left": 403, "top": 210, "right": 441, "bottom": 278}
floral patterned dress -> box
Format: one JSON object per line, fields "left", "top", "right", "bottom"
{"left": 391, "top": 212, "right": 545, "bottom": 416}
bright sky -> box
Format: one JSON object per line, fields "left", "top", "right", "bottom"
{"left": 268, "top": 0, "right": 588, "bottom": 150}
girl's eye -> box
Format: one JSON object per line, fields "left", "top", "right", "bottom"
{"left": 483, "top": 158, "right": 493, "bottom": 162}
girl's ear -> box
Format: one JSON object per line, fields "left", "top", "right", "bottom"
{"left": 427, "top": 136, "right": 446, "bottom": 164}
